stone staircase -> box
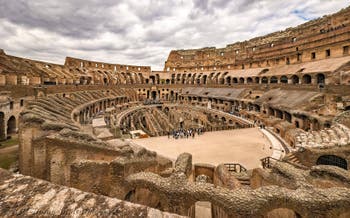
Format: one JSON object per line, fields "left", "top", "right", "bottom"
{"left": 284, "top": 153, "right": 302, "bottom": 165}
{"left": 236, "top": 175, "right": 251, "bottom": 186}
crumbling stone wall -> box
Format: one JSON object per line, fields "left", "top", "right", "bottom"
{"left": 127, "top": 158, "right": 350, "bottom": 217}
{"left": 0, "top": 169, "right": 184, "bottom": 218}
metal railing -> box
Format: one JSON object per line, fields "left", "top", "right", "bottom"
{"left": 260, "top": 156, "right": 280, "bottom": 169}
{"left": 224, "top": 163, "right": 247, "bottom": 173}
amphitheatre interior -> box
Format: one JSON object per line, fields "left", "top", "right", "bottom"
{"left": 1, "top": 5, "right": 350, "bottom": 218}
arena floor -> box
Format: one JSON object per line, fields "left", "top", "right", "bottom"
{"left": 133, "top": 128, "right": 272, "bottom": 169}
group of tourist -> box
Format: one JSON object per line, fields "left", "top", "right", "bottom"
{"left": 167, "top": 128, "right": 205, "bottom": 139}
{"left": 253, "top": 120, "right": 266, "bottom": 129}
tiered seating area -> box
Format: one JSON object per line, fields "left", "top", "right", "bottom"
{"left": 21, "top": 88, "right": 136, "bottom": 133}
{"left": 294, "top": 124, "right": 350, "bottom": 148}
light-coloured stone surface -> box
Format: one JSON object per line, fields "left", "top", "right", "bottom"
{"left": 134, "top": 128, "right": 272, "bottom": 168}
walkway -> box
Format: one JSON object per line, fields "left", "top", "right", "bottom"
{"left": 259, "top": 129, "right": 285, "bottom": 159}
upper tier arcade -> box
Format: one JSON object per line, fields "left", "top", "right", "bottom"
{"left": 0, "top": 52, "right": 151, "bottom": 85}
{"left": 164, "top": 6, "right": 350, "bottom": 72}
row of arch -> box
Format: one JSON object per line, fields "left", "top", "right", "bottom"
{"left": 75, "top": 97, "right": 129, "bottom": 124}
{"left": 170, "top": 72, "right": 326, "bottom": 85}
{"left": 30, "top": 70, "right": 327, "bottom": 87}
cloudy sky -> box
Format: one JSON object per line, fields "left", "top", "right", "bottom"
{"left": 0, "top": 0, "right": 348, "bottom": 70}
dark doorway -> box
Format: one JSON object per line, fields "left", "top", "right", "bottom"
{"left": 7, "top": 116, "right": 16, "bottom": 135}
{"left": 151, "top": 91, "right": 157, "bottom": 100}
{"left": 291, "top": 75, "right": 299, "bottom": 84}
{"left": 280, "top": 76, "right": 288, "bottom": 84}
{"left": 316, "top": 155, "right": 347, "bottom": 170}
{"left": 316, "top": 73, "right": 325, "bottom": 84}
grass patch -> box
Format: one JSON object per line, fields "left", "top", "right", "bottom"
{"left": 0, "top": 152, "right": 17, "bottom": 170}
{"left": 0, "top": 135, "right": 19, "bottom": 149}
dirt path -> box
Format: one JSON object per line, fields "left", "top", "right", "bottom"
{"left": 0, "top": 145, "right": 18, "bottom": 154}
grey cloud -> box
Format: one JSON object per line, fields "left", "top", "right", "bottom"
{"left": 0, "top": 0, "right": 348, "bottom": 70}
{"left": 0, "top": 0, "right": 122, "bottom": 38}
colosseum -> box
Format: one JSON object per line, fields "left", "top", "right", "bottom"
{"left": 0, "top": 3, "right": 350, "bottom": 218}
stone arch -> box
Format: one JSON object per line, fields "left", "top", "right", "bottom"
{"left": 171, "top": 74, "right": 176, "bottom": 84}
{"left": 316, "top": 155, "right": 347, "bottom": 170}
{"left": 270, "top": 76, "right": 278, "bottom": 83}
{"left": 170, "top": 91, "right": 175, "bottom": 101}
{"left": 232, "top": 78, "right": 238, "bottom": 84}
{"left": 196, "top": 75, "right": 201, "bottom": 84}
{"left": 316, "top": 73, "right": 325, "bottom": 84}
{"left": 239, "top": 77, "right": 244, "bottom": 84}
{"left": 219, "top": 72, "right": 228, "bottom": 84}
{"left": 156, "top": 74, "right": 160, "bottom": 84}
{"left": 150, "top": 76, "right": 156, "bottom": 84}
{"left": 7, "top": 116, "right": 16, "bottom": 135}
{"left": 181, "top": 74, "right": 186, "bottom": 84}
{"left": 302, "top": 74, "right": 312, "bottom": 84}
{"left": 221, "top": 117, "right": 226, "bottom": 124}
{"left": 295, "top": 120, "right": 300, "bottom": 128}
{"left": 247, "top": 77, "right": 253, "bottom": 83}
{"left": 191, "top": 73, "right": 196, "bottom": 84}
{"left": 163, "top": 106, "right": 170, "bottom": 115}
{"left": 166, "top": 79, "right": 170, "bottom": 84}
{"left": 261, "top": 77, "right": 268, "bottom": 84}
{"left": 291, "top": 75, "right": 299, "bottom": 84}
{"left": 255, "top": 77, "right": 260, "bottom": 84}
{"left": 201, "top": 75, "right": 207, "bottom": 84}
{"left": 285, "top": 112, "right": 292, "bottom": 123}
{"left": 151, "top": 91, "right": 157, "bottom": 100}
{"left": 225, "top": 76, "right": 231, "bottom": 85}
{"left": 103, "top": 77, "right": 108, "bottom": 84}
{"left": 208, "top": 72, "right": 215, "bottom": 84}
{"left": 280, "top": 75, "right": 288, "bottom": 84}
{"left": 215, "top": 72, "right": 221, "bottom": 84}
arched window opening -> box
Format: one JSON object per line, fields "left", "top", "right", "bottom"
{"left": 226, "top": 76, "right": 231, "bottom": 85}
{"left": 270, "top": 76, "right": 278, "bottom": 84}
{"left": 7, "top": 116, "right": 16, "bottom": 135}
{"left": 291, "top": 75, "right": 299, "bottom": 84}
{"left": 316, "top": 73, "right": 325, "bottom": 84}
{"left": 262, "top": 77, "right": 268, "bottom": 84}
{"left": 255, "top": 77, "right": 260, "bottom": 84}
{"left": 247, "top": 77, "right": 253, "bottom": 83}
{"left": 302, "top": 74, "right": 312, "bottom": 84}
{"left": 280, "top": 76, "right": 288, "bottom": 84}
